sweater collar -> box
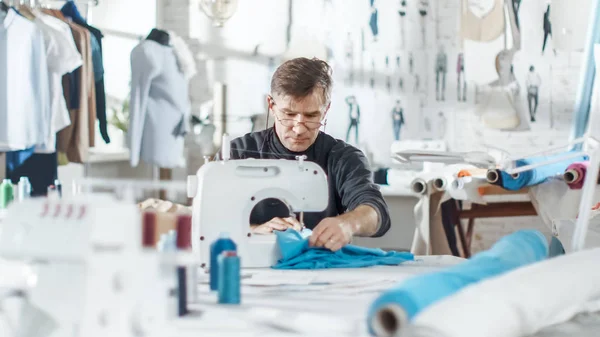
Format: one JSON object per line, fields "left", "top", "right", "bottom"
{"left": 267, "top": 126, "right": 323, "bottom": 161}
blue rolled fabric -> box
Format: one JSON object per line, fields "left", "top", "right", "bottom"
{"left": 272, "top": 228, "right": 414, "bottom": 269}
{"left": 498, "top": 153, "right": 588, "bottom": 190}
{"left": 367, "top": 230, "right": 549, "bottom": 336}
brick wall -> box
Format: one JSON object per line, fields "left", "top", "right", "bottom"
{"left": 159, "top": 0, "right": 589, "bottom": 249}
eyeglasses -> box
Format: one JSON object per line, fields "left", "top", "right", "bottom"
{"left": 274, "top": 114, "right": 326, "bottom": 130}
{"left": 269, "top": 99, "right": 327, "bottom": 130}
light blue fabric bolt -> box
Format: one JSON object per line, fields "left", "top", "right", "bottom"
{"left": 272, "top": 229, "right": 414, "bottom": 270}
{"left": 366, "top": 230, "right": 549, "bottom": 335}
{"left": 499, "top": 153, "right": 588, "bottom": 190}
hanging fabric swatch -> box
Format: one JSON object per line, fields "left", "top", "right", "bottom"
{"left": 367, "top": 230, "right": 549, "bottom": 337}
{"left": 272, "top": 228, "right": 413, "bottom": 270}
{"left": 460, "top": 0, "right": 505, "bottom": 42}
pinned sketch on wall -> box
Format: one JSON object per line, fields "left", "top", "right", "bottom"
{"left": 526, "top": 65, "right": 541, "bottom": 122}
{"left": 369, "top": 0, "right": 379, "bottom": 42}
{"left": 435, "top": 46, "right": 447, "bottom": 101}
{"left": 414, "top": 73, "right": 420, "bottom": 92}
{"left": 418, "top": 0, "right": 428, "bottom": 47}
{"left": 457, "top": 52, "right": 466, "bottom": 101}
{"left": 344, "top": 33, "right": 354, "bottom": 85}
{"left": 392, "top": 100, "right": 405, "bottom": 141}
{"left": 398, "top": 0, "right": 407, "bottom": 48}
{"left": 385, "top": 56, "right": 392, "bottom": 92}
{"left": 437, "top": 111, "right": 447, "bottom": 139}
{"left": 370, "top": 58, "right": 376, "bottom": 89}
{"left": 409, "top": 52, "right": 414, "bottom": 73}
{"left": 542, "top": 4, "right": 555, "bottom": 55}
{"left": 345, "top": 95, "right": 361, "bottom": 143}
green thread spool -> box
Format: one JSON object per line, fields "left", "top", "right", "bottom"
{"left": 0, "top": 179, "right": 14, "bottom": 209}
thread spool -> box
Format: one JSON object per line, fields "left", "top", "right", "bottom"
{"left": 486, "top": 169, "right": 499, "bottom": 183}
{"left": 218, "top": 251, "right": 241, "bottom": 304}
{"left": 176, "top": 215, "right": 194, "bottom": 311}
{"left": 564, "top": 169, "right": 579, "bottom": 183}
{"left": 371, "top": 304, "right": 408, "bottom": 337}
{"left": 411, "top": 179, "right": 427, "bottom": 195}
{"left": 433, "top": 178, "right": 446, "bottom": 191}
{"left": 209, "top": 233, "right": 237, "bottom": 291}
{"left": 17, "top": 177, "right": 31, "bottom": 202}
{"left": 0, "top": 179, "right": 14, "bottom": 209}
{"left": 142, "top": 212, "right": 157, "bottom": 248}
{"left": 511, "top": 173, "right": 520, "bottom": 179}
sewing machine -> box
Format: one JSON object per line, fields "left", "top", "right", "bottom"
{"left": 0, "top": 194, "right": 187, "bottom": 337}
{"left": 188, "top": 155, "right": 329, "bottom": 269}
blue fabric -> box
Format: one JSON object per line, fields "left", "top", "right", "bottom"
{"left": 5, "top": 147, "right": 35, "bottom": 172}
{"left": 272, "top": 228, "right": 414, "bottom": 269}
{"left": 366, "top": 230, "right": 548, "bottom": 334}
{"left": 498, "top": 152, "right": 588, "bottom": 190}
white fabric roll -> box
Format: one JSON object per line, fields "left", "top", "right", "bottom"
{"left": 446, "top": 176, "right": 487, "bottom": 204}
{"left": 412, "top": 248, "right": 600, "bottom": 337}
{"left": 412, "top": 196, "right": 430, "bottom": 255}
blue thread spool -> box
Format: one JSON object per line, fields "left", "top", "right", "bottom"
{"left": 218, "top": 251, "right": 240, "bottom": 304}
{"left": 209, "top": 233, "right": 236, "bottom": 291}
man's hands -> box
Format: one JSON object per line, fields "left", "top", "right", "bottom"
{"left": 251, "top": 217, "right": 302, "bottom": 234}
{"left": 308, "top": 217, "right": 354, "bottom": 252}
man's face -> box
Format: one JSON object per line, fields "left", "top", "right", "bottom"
{"left": 268, "top": 91, "right": 329, "bottom": 152}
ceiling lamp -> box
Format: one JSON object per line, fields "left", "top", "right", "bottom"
{"left": 199, "top": 0, "right": 239, "bottom": 27}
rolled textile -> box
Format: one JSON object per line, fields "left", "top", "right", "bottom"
{"left": 367, "top": 230, "right": 548, "bottom": 337}
{"left": 432, "top": 164, "right": 476, "bottom": 192}
{"left": 498, "top": 153, "right": 588, "bottom": 191}
{"left": 410, "top": 247, "right": 600, "bottom": 337}
{"left": 446, "top": 176, "right": 487, "bottom": 203}
{"left": 457, "top": 168, "right": 488, "bottom": 178}
{"left": 410, "top": 171, "right": 439, "bottom": 195}
{"left": 564, "top": 161, "right": 590, "bottom": 190}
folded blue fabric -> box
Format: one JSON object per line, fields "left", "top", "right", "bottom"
{"left": 367, "top": 230, "right": 549, "bottom": 335}
{"left": 271, "top": 228, "right": 414, "bottom": 269}
{"left": 499, "top": 152, "right": 588, "bottom": 190}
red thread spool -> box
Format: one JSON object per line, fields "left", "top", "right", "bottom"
{"left": 176, "top": 214, "right": 192, "bottom": 249}
{"left": 142, "top": 212, "right": 157, "bottom": 248}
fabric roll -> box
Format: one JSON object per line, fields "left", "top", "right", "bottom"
{"left": 498, "top": 153, "right": 588, "bottom": 190}
{"left": 431, "top": 164, "right": 476, "bottom": 192}
{"left": 446, "top": 176, "right": 487, "bottom": 203}
{"left": 272, "top": 229, "right": 413, "bottom": 270}
{"left": 457, "top": 168, "right": 488, "bottom": 178}
{"left": 564, "top": 161, "right": 590, "bottom": 190}
{"left": 411, "top": 247, "right": 600, "bottom": 337}
{"left": 367, "top": 230, "right": 548, "bottom": 336}
{"left": 410, "top": 171, "right": 438, "bottom": 195}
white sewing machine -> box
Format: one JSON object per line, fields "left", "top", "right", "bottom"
{"left": 0, "top": 194, "right": 188, "bottom": 337}
{"left": 188, "top": 155, "right": 329, "bottom": 269}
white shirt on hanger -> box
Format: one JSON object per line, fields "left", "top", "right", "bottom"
{"left": 0, "top": 9, "right": 51, "bottom": 151}
{"left": 33, "top": 11, "right": 83, "bottom": 153}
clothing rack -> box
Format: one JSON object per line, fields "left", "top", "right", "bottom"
{"left": 4, "top": 0, "right": 100, "bottom": 19}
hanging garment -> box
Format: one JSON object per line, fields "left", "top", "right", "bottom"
{"left": 460, "top": 0, "right": 505, "bottom": 42}
{"left": 33, "top": 11, "right": 82, "bottom": 153}
{"left": 463, "top": 34, "right": 504, "bottom": 85}
{"left": 44, "top": 9, "right": 95, "bottom": 164}
{"left": 551, "top": 0, "right": 593, "bottom": 52}
{"left": 369, "top": 6, "right": 378, "bottom": 39}
{"left": 367, "top": 230, "right": 549, "bottom": 337}
{"left": 411, "top": 247, "right": 600, "bottom": 337}
{"left": 498, "top": 152, "right": 589, "bottom": 191}
{"left": 168, "top": 30, "right": 197, "bottom": 82}
{"left": 129, "top": 39, "right": 190, "bottom": 168}
{"left": 542, "top": 4, "right": 552, "bottom": 53}
{"left": 0, "top": 8, "right": 51, "bottom": 151}
{"left": 271, "top": 228, "right": 414, "bottom": 270}
{"left": 61, "top": 1, "right": 109, "bottom": 144}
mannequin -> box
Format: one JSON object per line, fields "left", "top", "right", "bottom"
{"left": 146, "top": 28, "right": 170, "bottom": 46}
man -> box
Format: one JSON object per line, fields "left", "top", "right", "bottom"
{"left": 526, "top": 65, "right": 541, "bottom": 122}
{"left": 228, "top": 57, "right": 390, "bottom": 252}
{"left": 392, "top": 100, "right": 405, "bottom": 141}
